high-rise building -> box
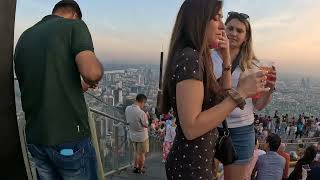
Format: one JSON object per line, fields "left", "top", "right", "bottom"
{"left": 138, "top": 74, "right": 142, "bottom": 85}
{"left": 306, "top": 77, "right": 311, "bottom": 89}
{"left": 119, "top": 89, "right": 123, "bottom": 104}
{"left": 301, "top": 78, "right": 306, "bottom": 89}
{"left": 104, "top": 95, "right": 115, "bottom": 106}
{"left": 113, "top": 81, "right": 123, "bottom": 105}
{"left": 114, "top": 89, "right": 119, "bottom": 105}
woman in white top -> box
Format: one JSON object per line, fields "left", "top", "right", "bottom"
{"left": 212, "top": 12, "right": 277, "bottom": 180}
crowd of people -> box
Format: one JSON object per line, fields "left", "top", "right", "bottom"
{"left": 254, "top": 111, "right": 320, "bottom": 140}
{"left": 154, "top": 111, "right": 320, "bottom": 180}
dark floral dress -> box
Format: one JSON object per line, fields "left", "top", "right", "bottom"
{"left": 165, "top": 47, "right": 219, "bottom": 180}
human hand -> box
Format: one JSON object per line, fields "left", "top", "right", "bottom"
{"left": 237, "top": 70, "right": 270, "bottom": 98}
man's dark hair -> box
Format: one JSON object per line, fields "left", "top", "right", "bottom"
{"left": 302, "top": 145, "right": 317, "bottom": 163}
{"left": 266, "top": 133, "right": 282, "bottom": 151}
{"left": 52, "top": 0, "right": 82, "bottom": 19}
{"left": 136, "top": 94, "right": 147, "bottom": 103}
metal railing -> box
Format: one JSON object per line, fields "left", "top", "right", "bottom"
{"left": 17, "top": 106, "right": 162, "bottom": 180}
{"left": 89, "top": 107, "right": 162, "bottom": 177}
{"left": 89, "top": 107, "right": 128, "bottom": 125}
{"left": 14, "top": 80, "right": 162, "bottom": 179}
{"left": 281, "top": 137, "right": 320, "bottom": 143}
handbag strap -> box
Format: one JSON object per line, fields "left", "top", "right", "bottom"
{"left": 231, "top": 52, "right": 242, "bottom": 73}
{"left": 221, "top": 120, "right": 230, "bottom": 136}
{"left": 221, "top": 52, "right": 242, "bottom": 134}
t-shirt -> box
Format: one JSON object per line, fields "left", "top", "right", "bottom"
{"left": 125, "top": 104, "right": 149, "bottom": 142}
{"left": 308, "top": 166, "right": 320, "bottom": 180}
{"left": 307, "top": 119, "right": 313, "bottom": 127}
{"left": 212, "top": 51, "right": 255, "bottom": 128}
{"left": 256, "top": 151, "right": 285, "bottom": 180}
{"left": 297, "top": 123, "right": 304, "bottom": 131}
{"left": 14, "top": 15, "right": 94, "bottom": 145}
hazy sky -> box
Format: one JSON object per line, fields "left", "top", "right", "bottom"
{"left": 15, "top": 0, "right": 320, "bottom": 77}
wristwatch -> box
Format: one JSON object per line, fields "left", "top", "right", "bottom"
{"left": 223, "top": 64, "right": 232, "bottom": 72}
{"left": 227, "top": 89, "right": 246, "bottom": 110}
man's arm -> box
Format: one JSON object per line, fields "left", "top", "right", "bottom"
{"left": 251, "top": 163, "right": 258, "bottom": 180}
{"left": 139, "top": 112, "right": 148, "bottom": 128}
{"left": 283, "top": 155, "right": 290, "bottom": 179}
{"left": 76, "top": 51, "right": 103, "bottom": 86}
{"left": 72, "top": 20, "right": 103, "bottom": 86}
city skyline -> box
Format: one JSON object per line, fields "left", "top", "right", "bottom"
{"left": 15, "top": 0, "right": 320, "bottom": 77}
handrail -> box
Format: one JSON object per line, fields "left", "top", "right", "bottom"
{"left": 283, "top": 142, "right": 318, "bottom": 145}
{"left": 14, "top": 78, "right": 127, "bottom": 125}
{"left": 85, "top": 91, "right": 124, "bottom": 114}
{"left": 89, "top": 107, "right": 128, "bottom": 125}
{"left": 282, "top": 137, "right": 320, "bottom": 141}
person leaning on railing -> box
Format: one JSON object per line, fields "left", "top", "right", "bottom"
{"left": 125, "top": 94, "right": 150, "bottom": 174}
{"left": 14, "top": 1, "right": 103, "bottom": 179}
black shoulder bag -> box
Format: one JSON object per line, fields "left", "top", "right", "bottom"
{"left": 214, "top": 53, "right": 242, "bottom": 165}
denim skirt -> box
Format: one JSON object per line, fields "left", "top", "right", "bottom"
{"left": 229, "top": 124, "right": 255, "bottom": 165}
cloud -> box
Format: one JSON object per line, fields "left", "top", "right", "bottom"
{"left": 253, "top": 14, "right": 296, "bottom": 30}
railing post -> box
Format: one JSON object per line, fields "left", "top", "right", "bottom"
{"left": 113, "top": 125, "right": 119, "bottom": 170}
{"left": 125, "top": 126, "right": 133, "bottom": 164}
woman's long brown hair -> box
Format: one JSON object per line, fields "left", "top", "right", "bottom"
{"left": 161, "top": 0, "right": 223, "bottom": 114}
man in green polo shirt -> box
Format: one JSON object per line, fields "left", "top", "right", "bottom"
{"left": 14, "top": 1, "right": 103, "bottom": 179}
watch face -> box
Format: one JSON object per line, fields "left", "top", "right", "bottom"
{"left": 224, "top": 65, "right": 232, "bottom": 71}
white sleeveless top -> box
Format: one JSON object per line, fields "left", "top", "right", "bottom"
{"left": 212, "top": 51, "right": 255, "bottom": 128}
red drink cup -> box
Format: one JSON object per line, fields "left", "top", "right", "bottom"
{"left": 251, "top": 93, "right": 262, "bottom": 99}
{"left": 251, "top": 61, "right": 275, "bottom": 100}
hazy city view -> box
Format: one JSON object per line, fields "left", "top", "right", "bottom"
{"left": 15, "top": 63, "right": 320, "bottom": 119}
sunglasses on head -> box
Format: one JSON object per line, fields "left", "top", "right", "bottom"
{"left": 228, "top": 11, "right": 250, "bottom": 20}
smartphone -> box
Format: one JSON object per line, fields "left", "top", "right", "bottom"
{"left": 60, "top": 149, "right": 74, "bottom": 156}
{"left": 302, "top": 164, "right": 311, "bottom": 171}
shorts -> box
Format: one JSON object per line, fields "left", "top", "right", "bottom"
{"left": 229, "top": 124, "right": 255, "bottom": 165}
{"left": 132, "top": 139, "right": 149, "bottom": 153}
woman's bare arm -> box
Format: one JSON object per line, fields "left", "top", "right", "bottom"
{"left": 176, "top": 79, "right": 239, "bottom": 140}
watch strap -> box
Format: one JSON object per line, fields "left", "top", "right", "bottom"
{"left": 227, "top": 89, "right": 246, "bottom": 110}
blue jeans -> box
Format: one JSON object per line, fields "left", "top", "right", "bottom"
{"left": 27, "top": 138, "right": 98, "bottom": 180}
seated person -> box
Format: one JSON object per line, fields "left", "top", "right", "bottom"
{"left": 255, "top": 133, "right": 285, "bottom": 180}
{"left": 289, "top": 145, "right": 319, "bottom": 180}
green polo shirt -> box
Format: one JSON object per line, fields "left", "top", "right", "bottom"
{"left": 14, "top": 15, "right": 94, "bottom": 146}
